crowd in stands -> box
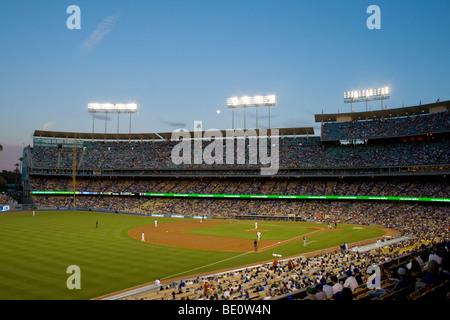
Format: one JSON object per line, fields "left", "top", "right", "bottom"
{"left": 30, "top": 136, "right": 450, "bottom": 171}
{"left": 30, "top": 176, "right": 450, "bottom": 198}
{"left": 322, "top": 111, "right": 450, "bottom": 141}
{"left": 125, "top": 238, "right": 449, "bottom": 301}
{"left": 0, "top": 193, "right": 14, "bottom": 204}
{"left": 31, "top": 176, "right": 449, "bottom": 235}
{"left": 31, "top": 177, "right": 449, "bottom": 238}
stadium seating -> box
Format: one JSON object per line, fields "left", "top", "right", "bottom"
{"left": 122, "top": 237, "right": 449, "bottom": 301}
{"left": 321, "top": 111, "right": 450, "bottom": 141}
{"left": 25, "top": 109, "right": 450, "bottom": 300}
{"left": 29, "top": 136, "right": 450, "bottom": 171}
{"left": 0, "top": 193, "right": 14, "bottom": 204}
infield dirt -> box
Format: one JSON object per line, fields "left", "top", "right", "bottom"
{"left": 128, "top": 220, "right": 397, "bottom": 252}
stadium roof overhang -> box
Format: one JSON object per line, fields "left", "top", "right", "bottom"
{"left": 314, "top": 100, "right": 449, "bottom": 123}
{"left": 33, "top": 127, "right": 314, "bottom": 141}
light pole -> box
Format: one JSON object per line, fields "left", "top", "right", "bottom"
{"left": 88, "top": 103, "right": 138, "bottom": 134}
{"left": 227, "top": 95, "right": 276, "bottom": 129}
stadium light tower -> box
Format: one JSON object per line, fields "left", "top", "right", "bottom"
{"left": 344, "top": 86, "right": 390, "bottom": 111}
{"left": 227, "top": 95, "right": 276, "bottom": 129}
{"left": 88, "top": 103, "right": 138, "bottom": 134}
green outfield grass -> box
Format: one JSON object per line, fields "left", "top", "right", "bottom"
{"left": 0, "top": 211, "right": 385, "bottom": 300}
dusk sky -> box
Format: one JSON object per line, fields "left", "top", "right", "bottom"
{"left": 1, "top": 0, "right": 449, "bottom": 171}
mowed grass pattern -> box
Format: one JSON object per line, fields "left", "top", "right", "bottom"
{"left": 0, "top": 211, "right": 384, "bottom": 299}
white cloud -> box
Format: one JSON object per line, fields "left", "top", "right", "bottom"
{"left": 78, "top": 14, "right": 119, "bottom": 56}
{"left": 43, "top": 122, "right": 56, "bottom": 130}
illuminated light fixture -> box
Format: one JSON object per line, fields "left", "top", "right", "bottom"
{"left": 344, "top": 87, "right": 391, "bottom": 101}
{"left": 228, "top": 97, "right": 239, "bottom": 106}
{"left": 88, "top": 103, "right": 138, "bottom": 113}
{"left": 241, "top": 96, "right": 251, "bottom": 105}
{"left": 227, "top": 95, "right": 276, "bottom": 107}
{"left": 226, "top": 94, "right": 277, "bottom": 129}
{"left": 88, "top": 102, "right": 138, "bottom": 134}
{"left": 344, "top": 86, "right": 390, "bottom": 111}
{"left": 254, "top": 95, "right": 264, "bottom": 104}
{"left": 266, "top": 94, "right": 276, "bottom": 105}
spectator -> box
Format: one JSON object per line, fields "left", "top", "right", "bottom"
{"left": 428, "top": 247, "right": 443, "bottom": 265}
{"left": 343, "top": 270, "right": 358, "bottom": 291}
{"left": 415, "top": 259, "right": 440, "bottom": 291}
{"left": 303, "top": 287, "right": 317, "bottom": 300}
{"left": 391, "top": 267, "right": 411, "bottom": 292}
{"left": 320, "top": 278, "right": 333, "bottom": 298}
{"left": 314, "top": 284, "right": 327, "bottom": 300}
{"left": 439, "top": 254, "right": 450, "bottom": 282}
{"left": 333, "top": 287, "right": 353, "bottom": 301}
{"left": 330, "top": 275, "right": 343, "bottom": 295}
{"left": 419, "top": 244, "right": 431, "bottom": 264}
{"left": 353, "top": 268, "right": 365, "bottom": 286}
{"left": 406, "top": 253, "right": 422, "bottom": 274}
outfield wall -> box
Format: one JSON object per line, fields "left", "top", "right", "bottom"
{"left": 35, "top": 206, "right": 211, "bottom": 220}
{"left": 31, "top": 190, "right": 450, "bottom": 203}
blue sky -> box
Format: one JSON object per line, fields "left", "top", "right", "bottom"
{"left": 1, "top": 0, "right": 449, "bottom": 171}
